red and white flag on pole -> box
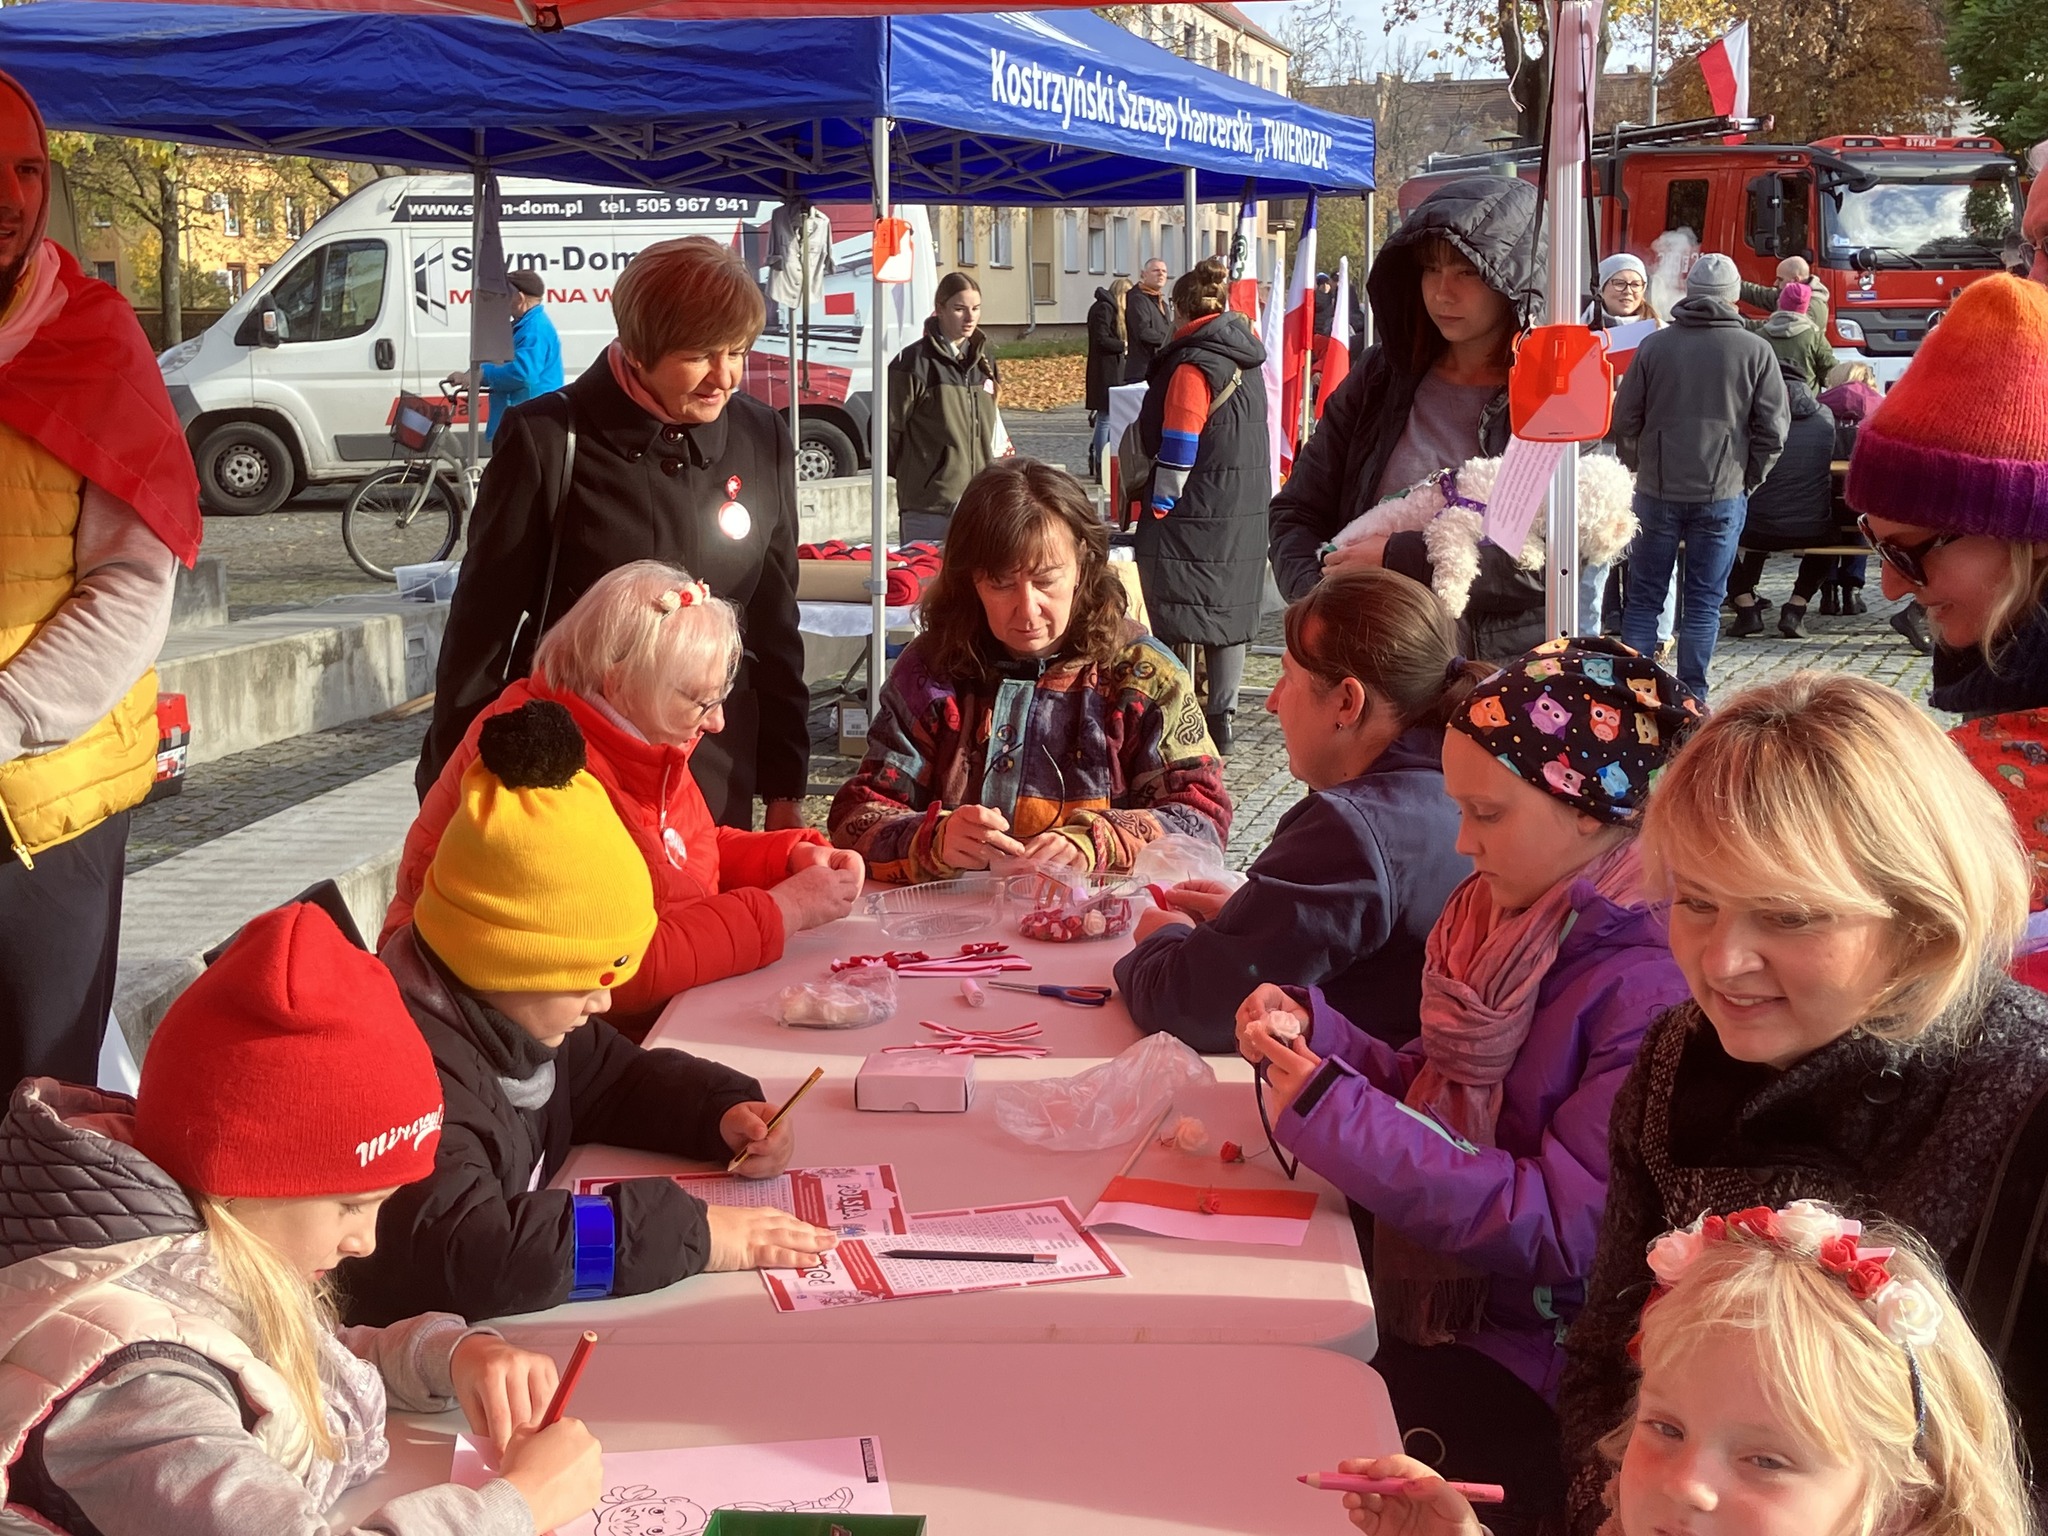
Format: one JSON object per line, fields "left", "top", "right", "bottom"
{"left": 1279, "top": 193, "right": 1319, "bottom": 475}
{"left": 1226, "top": 182, "right": 1262, "bottom": 330}
{"left": 1313, "top": 256, "right": 1352, "bottom": 416}
{"left": 1262, "top": 230, "right": 1286, "bottom": 492}
{"left": 1700, "top": 22, "right": 1750, "bottom": 141}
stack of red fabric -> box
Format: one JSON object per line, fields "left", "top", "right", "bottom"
{"left": 796, "top": 540, "right": 944, "bottom": 606}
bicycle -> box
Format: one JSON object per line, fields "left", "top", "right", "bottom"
{"left": 339, "top": 382, "right": 478, "bottom": 581}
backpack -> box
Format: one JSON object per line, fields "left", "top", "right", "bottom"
{"left": 1116, "top": 366, "right": 1244, "bottom": 529}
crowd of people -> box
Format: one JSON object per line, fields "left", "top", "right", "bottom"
{"left": 8, "top": 50, "right": 2048, "bottom": 1534}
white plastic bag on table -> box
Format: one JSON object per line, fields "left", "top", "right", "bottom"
{"left": 774, "top": 965, "right": 897, "bottom": 1029}
{"left": 992, "top": 1032, "right": 1215, "bottom": 1150}
{"left": 1130, "top": 833, "right": 1247, "bottom": 894}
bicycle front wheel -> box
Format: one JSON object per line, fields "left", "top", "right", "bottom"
{"left": 342, "top": 466, "right": 462, "bottom": 581}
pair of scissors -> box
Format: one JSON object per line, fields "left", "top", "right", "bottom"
{"left": 984, "top": 981, "right": 1113, "bottom": 1008}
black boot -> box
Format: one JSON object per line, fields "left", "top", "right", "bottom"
{"left": 1818, "top": 586, "right": 1841, "bottom": 616}
{"left": 1205, "top": 712, "right": 1233, "bottom": 756}
{"left": 1841, "top": 584, "right": 1867, "bottom": 615}
{"left": 1890, "top": 601, "right": 1932, "bottom": 654}
{"left": 1778, "top": 598, "right": 1808, "bottom": 639}
{"left": 1729, "top": 598, "right": 1770, "bottom": 638}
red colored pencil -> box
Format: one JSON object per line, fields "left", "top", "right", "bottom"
{"left": 1299, "top": 1472, "right": 1506, "bottom": 1503}
{"left": 539, "top": 1330, "right": 598, "bottom": 1428}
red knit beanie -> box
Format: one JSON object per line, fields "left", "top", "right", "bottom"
{"left": 1845, "top": 275, "right": 2048, "bottom": 538}
{"left": 134, "top": 903, "right": 444, "bottom": 1198}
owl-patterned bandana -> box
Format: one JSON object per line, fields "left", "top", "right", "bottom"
{"left": 1451, "top": 637, "right": 1703, "bottom": 823}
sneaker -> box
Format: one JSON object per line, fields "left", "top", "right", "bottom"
{"left": 1842, "top": 586, "right": 1867, "bottom": 615}
{"left": 1729, "top": 600, "right": 1771, "bottom": 638}
{"left": 1778, "top": 598, "right": 1808, "bottom": 639}
{"left": 1890, "top": 601, "right": 1932, "bottom": 654}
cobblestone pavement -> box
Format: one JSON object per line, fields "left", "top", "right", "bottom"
{"left": 1003, "top": 404, "right": 1093, "bottom": 475}
{"left": 203, "top": 488, "right": 393, "bottom": 618}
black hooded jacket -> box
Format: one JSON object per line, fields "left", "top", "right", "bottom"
{"left": 1268, "top": 177, "right": 1545, "bottom": 613}
{"left": 1738, "top": 374, "right": 1836, "bottom": 549}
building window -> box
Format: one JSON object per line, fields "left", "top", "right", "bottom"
{"left": 254, "top": 199, "right": 274, "bottom": 238}
{"left": 1263, "top": 237, "right": 1275, "bottom": 281}
{"left": 1062, "top": 211, "right": 1080, "bottom": 274}
{"left": 955, "top": 210, "right": 976, "bottom": 266}
{"left": 225, "top": 264, "right": 247, "bottom": 299}
{"left": 990, "top": 210, "right": 1015, "bottom": 268}
{"left": 217, "top": 192, "right": 241, "bottom": 238}
{"left": 90, "top": 202, "right": 112, "bottom": 229}
{"left": 1139, "top": 222, "right": 1153, "bottom": 266}
{"left": 1111, "top": 216, "right": 1132, "bottom": 275}
{"left": 92, "top": 261, "right": 117, "bottom": 286}
{"left": 284, "top": 197, "right": 304, "bottom": 238}
{"left": 1216, "top": 38, "right": 1232, "bottom": 74}
{"left": 1087, "top": 214, "right": 1107, "bottom": 275}
{"left": 1664, "top": 179, "right": 1710, "bottom": 242}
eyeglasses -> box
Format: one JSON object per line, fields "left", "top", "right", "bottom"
{"left": 1253, "top": 1070, "right": 1300, "bottom": 1181}
{"left": 1857, "top": 514, "right": 1963, "bottom": 587}
{"left": 675, "top": 684, "right": 733, "bottom": 724}
{"left": 1605, "top": 277, "right": 1646, "bottom": 292}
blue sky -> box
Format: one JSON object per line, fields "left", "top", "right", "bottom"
{"left": 1235, "top": 0, "right": 1656, "bottom": 77}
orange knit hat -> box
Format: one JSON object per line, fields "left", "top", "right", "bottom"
{"left": 1844, "top": 275, "right": 2048, "bottom": 538}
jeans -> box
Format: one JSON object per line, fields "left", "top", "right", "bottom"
{"left": 1088, "top": 410, "right": 1113, "bottom": 482}
{"left": 1621, "top": 493, "right": 1746, "bottom": 701}
{"left": 1174, "top": 641, "right": 1248, "bottom": 723}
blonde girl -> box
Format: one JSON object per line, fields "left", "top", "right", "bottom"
{"left": 1556, "top": 672, "right": 2048, "bottom": 1532}
{"left": 1343, "top": 1201, "right": 2036, "bottom": 1536}
{"left": 0, "top": 902, "right": 600, "bottom": 1536}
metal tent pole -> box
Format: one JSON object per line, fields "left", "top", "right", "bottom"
{"left": 867, "top": 118, "right": 892, "bottom": 722}
{"left": 1544, "top": 0, "right": 1600, "bottom": 639}
{"left": 1648, "top": 0, "right": 1661, "bottom": 126}
{"left": 1363, "top": 191, "right": 1376, "bottom": 349}
{"left": 1183, "top": 166, "right": 1197, "bottom": 270}
{"left": 465, "top": 154, "right": 486, "bottom": 476}
{"left": 789, "top": 196, "right": 803, "bottom": 454}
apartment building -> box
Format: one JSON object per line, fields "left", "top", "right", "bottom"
{"left": 940, "top": 3, "right": 1293, "bottom": 339}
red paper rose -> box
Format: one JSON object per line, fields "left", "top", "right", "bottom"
{"left": 1219, "top": 1141, "right": 1244, "bottom": 1163}
{"left": 1843, "top": 1257, "right": 1893, "bottom": 1301}
{"left": 1817, "top": 1234, "right": 1860, "bottom": 1274}
{"left": 1726, "top": 1207, "right": 1779, "bottom": 1241}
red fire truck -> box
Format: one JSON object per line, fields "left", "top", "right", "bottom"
{"left": 1397, "top": 117, "right": 2028, "bottom": 385}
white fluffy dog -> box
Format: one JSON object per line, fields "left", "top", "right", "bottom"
{"left": 1329, "top": 453, "right": 1640, "bottom": 617}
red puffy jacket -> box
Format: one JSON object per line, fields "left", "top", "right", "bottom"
{"left": 384, "top": 673, "right": 824, "bottom": 1023}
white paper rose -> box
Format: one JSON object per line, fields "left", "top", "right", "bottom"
{"left": 1775, "top": 1199, "right": 1857, "bottom": 1253}
{"left": 1869, "top": 1279, "right": 1941, "bottom": 1348}
{"left": 1167, "top": 1115, "right": 1211, "bottom": 1155}
{"left": 1646, "top": 1226, "right": 1707, "bottom": 1286}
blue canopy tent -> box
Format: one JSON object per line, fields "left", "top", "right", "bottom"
{"left": 2, "top": 1, "right": 1376, "bottom": 711}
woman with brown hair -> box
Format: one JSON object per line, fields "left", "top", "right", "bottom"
{"left": 420, "top": 235, "right": 809, "bottom": 832}
{"left": 828, "top": 459, "right": 1230, "bottom": 884}
{"left": 888, "top": 271, "right": 1002, "bottom": 543}
{"left": 1116, "top": 568, "right": 1470, "bottom": 1053}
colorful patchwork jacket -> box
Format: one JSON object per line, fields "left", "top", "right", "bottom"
{"left": 828, "top": 623, "right": 1231, "bottom": 883}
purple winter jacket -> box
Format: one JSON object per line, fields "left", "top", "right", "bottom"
{"left": 1275, "top": 876, "right": 1690, "bottom": 1401}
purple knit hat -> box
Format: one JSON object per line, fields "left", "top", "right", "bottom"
{"left": 1844, "top": 275, "right": 2048, "bottom": 539}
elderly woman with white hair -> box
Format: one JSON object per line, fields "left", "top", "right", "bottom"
{"left": 387, "top": 560, "right": 862, "bottom": 1036}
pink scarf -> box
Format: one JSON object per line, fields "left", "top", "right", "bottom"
{"left": 1377, "top": 837, "right": 1646, "bottom": 1345}
{"left": 606, "top": 340, "right": 681, "bottom": 425}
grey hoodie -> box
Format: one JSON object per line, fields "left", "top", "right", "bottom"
{"left": 0, "top": 1080, "right": 533, "bottom": 1536}
{"left": 1611, "top": 295, "right": 1790, "bottom": 502}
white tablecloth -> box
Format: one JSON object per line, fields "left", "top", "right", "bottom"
{"left": 798, "top": 601, "right": 921, "bottom": 638}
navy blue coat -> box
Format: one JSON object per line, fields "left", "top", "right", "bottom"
{"left": 1113, "top": 728, "right": 1468, "bottom": 1052}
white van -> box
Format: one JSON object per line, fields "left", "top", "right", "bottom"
{"left": 160, "top": 175, "right": 934, "bottom": 515}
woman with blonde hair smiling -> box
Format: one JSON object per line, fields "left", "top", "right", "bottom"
{"left": 391, "top": 560, "right": 861, "bottom": 1037}
{"left": 422, "top": 235, "right": 811, "bottom": 835}
{"left": 1557, "top": 671, "right": 2048, "bottom": 1533}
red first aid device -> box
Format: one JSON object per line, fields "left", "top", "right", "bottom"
{"left": 1508, "top": 325, "right": 1615, "bottom": 442}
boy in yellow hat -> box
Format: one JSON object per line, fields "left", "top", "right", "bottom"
{"left": 344, "top": 699, "right": 837, "bottom": 1325}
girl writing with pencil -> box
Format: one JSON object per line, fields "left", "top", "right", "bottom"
{"left": 1335, "top": 1202, "right": 2036, "bottom": 1536}
{"left": 1235, "top": 640, "right": 1699, "bottom": 1536}
{"left": 0, "top": 901, "right": 602, "bottom": 1536}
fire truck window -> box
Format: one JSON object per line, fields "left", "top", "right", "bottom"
{"left": 1745, "top": 176, "right": 1812, "bottom": 258}
{"left": 1663, "top": 180, "right": 1709, "bottom": 243}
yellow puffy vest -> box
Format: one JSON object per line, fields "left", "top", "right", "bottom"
{"left": 0, "top": 420, "right": 158, "bottom": 863}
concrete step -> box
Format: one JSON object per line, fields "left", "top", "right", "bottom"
{"left": 169, "top": 555, "right": 229, "bottom": 633}
{"left": 114, "top": 760, "right": 415, "bottom": 1055}
{"left": 156, "top": 595, "right": 449, "bottom": 767}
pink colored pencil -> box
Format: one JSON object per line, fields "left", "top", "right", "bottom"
{"left": 1298, "top": 1472, "right": 1506, "bottom": 1503}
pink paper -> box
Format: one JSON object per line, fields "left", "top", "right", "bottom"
{"left": 574, "top": 1165, "right": 907, "bottom": 1237}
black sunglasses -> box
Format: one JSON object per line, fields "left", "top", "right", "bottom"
{"left": 1253, "top": 1068, "right": 1300, "bottom": 1181}
{"left": 1857, "top": 514, "right": 1963, "bottom": 587}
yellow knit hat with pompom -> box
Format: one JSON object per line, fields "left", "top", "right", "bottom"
{"left": 415, "top": 700, "right": 655, "bottom": 993}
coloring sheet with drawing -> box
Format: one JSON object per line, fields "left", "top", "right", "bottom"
{"left": 452, "top": 1433, "right": 894, "bottom": 1534}
{"left": 574, "top": 1165, "right": 908, "bottom": 1237}
{"left": 761, "top": 1197, "right": 1125, "bottom": 1312}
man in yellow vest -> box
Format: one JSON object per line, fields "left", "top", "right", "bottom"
{"left": 0, "top": 72, "right": 202, "bottom": 1088}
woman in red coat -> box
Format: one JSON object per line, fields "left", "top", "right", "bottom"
{"left": 387, "top": 560, "right": 863, "bottom": 1035}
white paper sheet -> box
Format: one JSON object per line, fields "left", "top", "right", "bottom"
{"left": 1602, "top": 317, "right": 1658, "bottom": 357}
{"left": 574, "top": 1165, "right": 908, "bottom": 1237}
{"left": 1083, "top": 1176, "right": 1319, "bottom": 1247}
{"left": 761, "top": 1198, "right": 1125, "bottom": 1312}
{"left": 1483, "top": 435, "right": 1570, "bottom": 554}
{"left": 453, "top": 1434, "right": 893, "bottom": 1533}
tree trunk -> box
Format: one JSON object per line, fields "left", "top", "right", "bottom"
{"left": 156, "top": 165, "right": 181, "bottom": 346}
{"left": 1497, "top": 0, "right": 1549, "bottom": 144}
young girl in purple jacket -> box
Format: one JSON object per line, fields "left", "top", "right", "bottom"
{"left": 1236, "top": 638, "right": 1700, "bottom": 1536}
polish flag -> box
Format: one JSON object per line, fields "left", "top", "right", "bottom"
{"left": 1226, "top": 185, "right": 1262, "bottom": 329}
{"left": 1313, "top": 256, "right": 1352, "bottom": 416}
{"left": 1700, "top": 22, "right": 1750, "bottom": 142}
{"left": 1279, "top": 193, "right": 1319, "bottom": 474}
{"left": 1262, "top": 231, "right": 1287, "bottom": 492}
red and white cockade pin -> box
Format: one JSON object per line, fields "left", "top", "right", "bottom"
{"left": 717, "top": 473, "right": 750, "bottom": 540}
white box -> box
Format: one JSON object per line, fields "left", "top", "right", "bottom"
{"left": 855, "top": 1051, "right": 974, "bottom": 1112}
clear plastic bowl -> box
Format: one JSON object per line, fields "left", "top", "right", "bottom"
{"left": 1003, "top": 872, "right": 1141, "bottom": 942}
{"left": 862, "top": 876, "right": 1005, "bottom": 940}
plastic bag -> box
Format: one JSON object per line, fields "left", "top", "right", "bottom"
{"left": 773, "top": 965, "right": 897, "bottom": 1029}
{"left": 992, "top": 1032, "right": 1215, "bottom": 1150}
{"left": 1130, "top": 834, "right": 1247, "bottom": 894}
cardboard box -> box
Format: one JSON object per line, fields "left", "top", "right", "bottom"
{"left": 837, "top": 703, "right": 869, "bottom": 758}
{"left": 855, "top": 1052, "right": 974, "bottom": 1112}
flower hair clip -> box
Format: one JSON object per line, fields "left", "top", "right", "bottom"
{"left": 654, "top": 581, "right": 712, "bottom": 616}
{"left": 1643, "top": 1200, "right": 1939, "bottom": 1435}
